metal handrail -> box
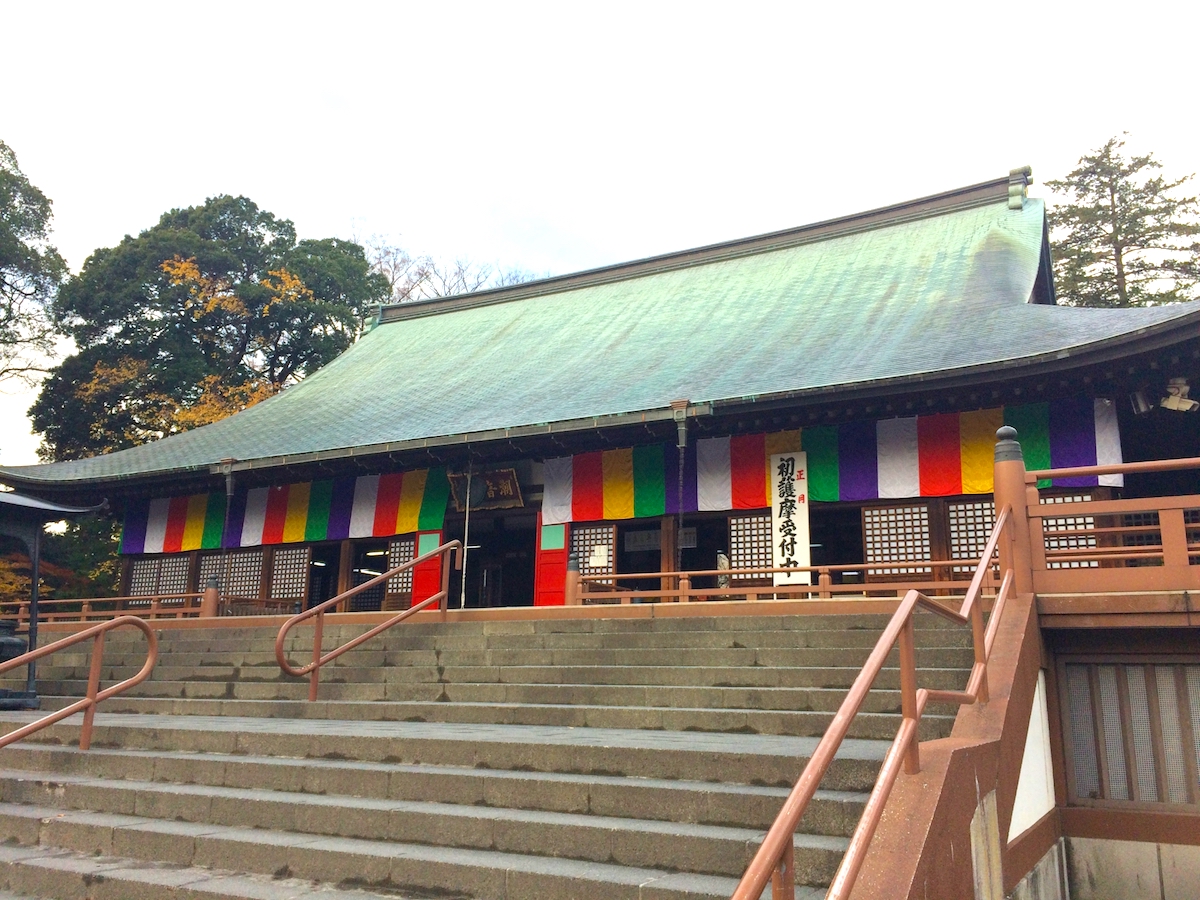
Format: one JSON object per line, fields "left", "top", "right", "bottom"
{"left": 731, "top": 505, "right": 1014, "bottom": 900}
{"left": 0, "top": 615, "right": 158, "bottom": 752}
{"left": 276, "top": 540, "right": 462, "bottom": 701}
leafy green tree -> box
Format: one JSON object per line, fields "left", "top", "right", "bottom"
{"left": 32, "top": 195, "right": 390, "bottom": 460}
{"left": 1047, "top": 137, "right": 1200, "bottom": 307}
{"left": 0, "top": 140, "right": 65, "bottom": 383}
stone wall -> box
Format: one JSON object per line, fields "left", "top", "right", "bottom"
{"left": 1067, "top": 837, "right": 1200, "bottom": 900}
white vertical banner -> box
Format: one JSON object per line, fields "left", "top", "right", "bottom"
{"left": 771, "top": 452, "right": 811, "bottom": 585}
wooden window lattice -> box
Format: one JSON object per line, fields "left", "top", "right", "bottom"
{"left": 1040, "top": 493, "right": 1098, "bottom": 569}
{"left": 127, "top": 554, "right": 190, "bottom": 597}
{"left": 128, "top": 558, "right": 159, "bottom": 596}
{"left": 270, "top": 547, "right": 310, "bottom": 601}
{"left": 863, "top": 505, "right": 931, "bottom": 576}
{"left": 1187, "top": 509, "right": 1200, "bottom": 564}
{"left": 729, "top": 514, "right": 772, "bottom": 581}
{"left": 1063, "top": 661, "right": 1200, "bottom": 807}
{"left": 387, "top": 538, "right": 415, "bottom": 594}
{"left": 208, "top": 549, "right": 265, "bottom": 601}
{"left": 1121, "top": 511, "right": 1163, "bottom": 567}
{"left": 571, "top": 524, "right": 615, "bottom": 584}
{"left": 948, "top": 500, "right": 996, "bottom": 575}
{"left": 197, "top": 554, "right": 222, "bottom": 591}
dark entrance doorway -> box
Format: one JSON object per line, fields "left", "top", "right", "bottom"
{"left": 679, "top": 515, "right": 727, "bottom": 590}
{"left": 809, "top": 504, "right": 866, "bottom": 584}
{"left": 348, "top": 540, "right": 389, "bottom": 611}
{"left": 616, "top": 522, "right": 662, "bottom": 593}
{"left": 307, "top": 543, "right": 342, "bottom": 608}
{"left": 455, "top": 513, "right": 536, "bottom": 607}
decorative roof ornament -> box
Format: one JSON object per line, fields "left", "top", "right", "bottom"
{"left": 1008, "top": 165, "right": 1033, "bottom": 209}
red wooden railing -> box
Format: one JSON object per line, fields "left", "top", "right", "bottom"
{"left": 276, "top": 540, "right": 461, "bottom": 701}
{"left": 0, "top": 593, "right": 204, "bottom": 626}
{"left": 730, "top": 506, "right": 1016, "bottom": 900}
{"left": 0, "top": 616, "right": 158, "bottom": 751}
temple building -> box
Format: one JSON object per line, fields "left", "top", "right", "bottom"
{"left": 2, "top": 167, "right": 1198, "bottom": 612}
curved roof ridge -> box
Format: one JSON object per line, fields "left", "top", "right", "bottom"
{"left": 380, "top": 171, "right": 1028, "bottom": 324}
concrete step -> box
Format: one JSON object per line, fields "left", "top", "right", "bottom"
{"left": 0, "top": 802, "right": 825, "bottom": 899}
{"left": 0, "top": 712, "right": 887, "bottom": 790}
{"left": 34, "top": 695, "right": 957, "bottom": 740}
{"left": 0, "top": 744, "right": 867, "bottom": 835}
{"left": 0, "top": 772, "right": 849, "bottom": 882}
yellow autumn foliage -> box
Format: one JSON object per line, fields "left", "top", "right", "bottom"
{"left": 173, "top": 375, "right": 279, "bottom": 430}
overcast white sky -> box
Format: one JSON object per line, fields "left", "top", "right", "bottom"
{"left": 2, "top": 1, "right": 1198, "bottom": 466}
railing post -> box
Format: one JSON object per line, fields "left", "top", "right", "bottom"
{"left": 308, "top": 612, "right": 324, "bottom": 702}
{"left": 994, "top": 426, "right": 1034, "bottom": 595}
{"left": 564, "top": 552, "right": 581, "bottom": 606}
{"left": 970, "top": 601, "right": 989, "bottom": 703}
{"left": 439, "top": 547, "right": 454, "bottom": 613}
{"left": 818, "top": 568, "right": 832, "bottom": 599}
{"left": 679, "top": 574, "right": 691, "bottom": 602}
{"left": 898, "top": 615, "right": 920, "bottom": 774}
{"left": 80, "top": 630, "right": 105, "bottom": 751}
{"left": 771, "top": 838, "right": 796, "bottom": 900}
{"left": 200, "top": 577, "right": 220, "bottom": 618}
{"left": 1159, "top": 507, "right": 1190, "bottom": 569}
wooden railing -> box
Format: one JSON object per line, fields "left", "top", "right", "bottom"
{"left": 1026, "top": 457, "right": 1200, "bottom": 596}
{"left": 276, "top": 540, "right": 461, "bottom": 701}
{"left": 0, "top": 593, "right": 204, "bottom": 627}
{"left": 730, "top": 506, "right": 1016, "bottom": 900}
{"left": 572, "top": 558, "right": 1000, "bottom": 605}
{"left": 0, "top": 616, "right": 158, "bottom": 751}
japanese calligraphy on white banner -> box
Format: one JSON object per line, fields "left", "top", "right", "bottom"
{"left": 771, "top": 452, "right": 811, "bottom": 585}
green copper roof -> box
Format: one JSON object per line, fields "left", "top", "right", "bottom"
{"left": 5, "top": 176, "right": 1198, "bottom": 488}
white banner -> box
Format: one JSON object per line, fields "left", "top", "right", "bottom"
{"left": 771, "top": 451, "right": 811, "bottom": 585}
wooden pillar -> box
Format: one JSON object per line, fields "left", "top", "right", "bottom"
{"left": 993, "top": 426, "right": 1034, "bottom": 595}
{"left": 336, "top": 539, "right": 353, "bottom": 612}
{"left": 659, "top": 516, "right": 676, "bottom": 597}
{"left": 200, "top": 576, "right": 220, "bottom": 617}
{"left": 564, "top": 552, "right": 581, "bottom": 606}
{"left": 119, "top": 557, "right": 132, "bottom": 596}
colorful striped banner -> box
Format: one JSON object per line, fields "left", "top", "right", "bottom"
{"left": 540, "top": 399, "right": 1122, "bottom": 523}
{"left": 543, "top": 432, "right": 801, "bottom": 525}
{"left": 121, "top": 468, "right": 450, "bottom": 554}
{"left": 801, "top": 398, "right": 1122, "bottom": 501}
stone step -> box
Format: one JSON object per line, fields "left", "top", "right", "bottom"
{"left": 0, "top": 712, "right": 887, "bottom": 790}
{"left": 0, "top": 772, "right": 848, "bottom": 881}
{"left": 26, "top": 645, "right": 975, "bottom": 675}
{"left": 44, "top": 680, "right": 920, "bottom": 713}
{"left": 85, "top": 611, "right": 964, "bottom": 642}
{"left": 36, "top": 624, "right": 974, "bottom": 663}
{"left": 14, "top": 655, "right": 973, "bottom": 690}
{"left": 0, "top": 842, "right": 429, "bottom": 900}
{"left": 0, "top": 744, "right": 867, "bottom": 835}
{"left": 34, "top": 695, "right": 956, "bottom": 740}
{"left": 0, "top": 805, "right": 812, "bottom": 900}
{"left": 4, "top": 663, "right": 971, "bottom": 702}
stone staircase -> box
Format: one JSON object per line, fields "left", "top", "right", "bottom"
{"left": 0, "top": 611, "right": 974, "bottom": 900}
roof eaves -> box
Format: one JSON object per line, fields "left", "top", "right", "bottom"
{"left": 712, "top": 305, "right": 1200, "bottom": 415}
{"left": 0, "top": 401, "right": 718, "bottom": 490}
